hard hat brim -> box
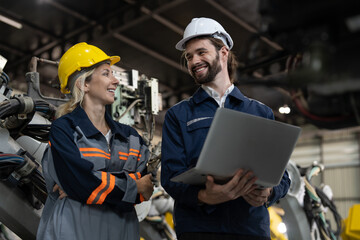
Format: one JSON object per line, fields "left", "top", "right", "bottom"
{"left": 109, "top": 55, "right": 120, "bottom": 65}
{"left": 175, "top": 33, "right": 211, "bottom": 51}
{"left": 175, "top": 33, "right": 233, "bottom": 51}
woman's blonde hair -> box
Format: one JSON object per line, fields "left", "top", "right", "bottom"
{"left": 55, "top": 69, "right": 95, "bottom": 118}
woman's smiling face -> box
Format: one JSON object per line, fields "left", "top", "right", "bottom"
{"left": 84, "top": 63, "right": 119, "bottom": 106}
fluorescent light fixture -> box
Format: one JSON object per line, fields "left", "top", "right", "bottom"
{"left": 346, "top": 14, "right": 360, "bottom": 32}
{"left": 0, "top": 14, "right": 22, "bottom": 29}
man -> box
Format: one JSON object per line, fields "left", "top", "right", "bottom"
{"left": 161, "top": 17, "right": 290, "bottom": 240}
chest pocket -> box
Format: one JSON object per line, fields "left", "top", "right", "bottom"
{"left": 186, "top": 117, "right": 212, "bottom": 132}
{"left": 111, "top": 135, "right": 142, "bottom": 173}
{"left": 78, "top": 147, "right": 108, "bottom": 171}
{"left": 74, "top": 127, "right": 108, "bottom": 171}
{"left": 185, "top": 117, "right": 213, "bottom": 166}
{"left": 110, "top": 143, "right": 128, "bottom": 171}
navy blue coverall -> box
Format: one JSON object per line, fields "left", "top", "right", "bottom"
{"left": 161, "top": 87, "right": 291, "bottom": 239}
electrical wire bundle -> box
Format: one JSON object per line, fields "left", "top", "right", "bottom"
{"left": 0, "top": 71, "right": 10, "bottom": 85}
{"left": 315, "top": 187, "right": 342, "bottom": 238}
{"left": 0, "top": 98, "right": 22, "bottom": 120}
{"left": 0, "top": 153, "right": 47, "bottom": 205}
{"left": 0, "top": 154, "right": 24, "bottom": 180}
{"left": 24, "top": 99, "right": 54, "bottom": 142}
{"left": 0, "top": 96, "right": 54, "bottom": 141}
{"left": 34, "top": 99, "right": 56, "bottom": 119}
{"left": 302, "top": 164, "right": 342, "bottom": 240}
{"left": 21, "top": 124, "right": 51, "bottom": 142}
{"left": 0, "top": 96, "right": 55, "bottom": 120}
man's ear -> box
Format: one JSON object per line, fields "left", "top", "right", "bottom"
{"left": 220, "top": 46, "right": 229, "bottom": 60}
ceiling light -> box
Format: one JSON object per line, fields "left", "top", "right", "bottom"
{"left": 346, "top": 14, "right": 360, "bottom": 32}
{"left": 279, "top": 105, "right": 291, "bottom": 114}
{"left": 0, "top": 14, "right": 22, "bottom": 29}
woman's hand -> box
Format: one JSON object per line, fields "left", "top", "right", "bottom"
{"left": 53, "top": 184, "right": 68, "bottom": 199}
{"left": 135, "top": 174, "right": 154, "bottom": 201}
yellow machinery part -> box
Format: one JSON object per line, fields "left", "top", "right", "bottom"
{"left": 341, "top": 204, "right": 360, "bottom": 240}
{"left": 269, "top": 206, "right": 288, "bottom": 240}
{"left": 165, "top": 212, "right": 174, "bottom": 230}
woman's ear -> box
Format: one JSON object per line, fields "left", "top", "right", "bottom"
{"left": 76, "top": 80, "right": 89, "bottom": 93}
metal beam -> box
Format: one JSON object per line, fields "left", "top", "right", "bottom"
{"left": 205, "top": 0, "right": 283, "bottom": 51}
{"left": 43, "top": 0, "right": 96, "bottom": 25}
{"left": 0, "top": 7, "right": 57, "bottom": 40}
{"left": 6, "top": 2, "right": 122, "bottom": 69}
{"left": 140, "top": 6, "right": 183, "bottom": 35}
{"left": 112, "top": 33, "right": 186, "bottom": 73}
{"left": 111, "top": 0, "right": 188, "bottom": 34}
{"left": 0, "top": 42, "right": 25, "bottom": 56}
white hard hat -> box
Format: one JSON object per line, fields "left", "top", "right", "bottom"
{"left": 175, "top": 17, "right": 233, "bottom": 51}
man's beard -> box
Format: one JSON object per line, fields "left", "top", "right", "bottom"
{"left": 191, "top": 53, "right": 222, "bottom": 85}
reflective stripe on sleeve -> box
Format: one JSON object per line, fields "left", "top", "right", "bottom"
{"left": 80, "top": 148, "right": 111, "bottom": 159}
{"left": 86, "top": 172, "right": 115, "bottom": 205}
{"left": 129, "top": 172, "right": 141, "bottom": 180}
{"left": 119, "top": 151, "right": 141, "bottom": 161}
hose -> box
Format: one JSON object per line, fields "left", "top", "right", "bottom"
{"left": 303, "top": 164, "right": 341, "bottom": 240}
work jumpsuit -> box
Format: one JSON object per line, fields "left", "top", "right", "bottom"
{"left": 161, "top": 87, "right": 291, "bottom": 239}
{"left": 37, "top": 106, "right": 149, "bottom": 240}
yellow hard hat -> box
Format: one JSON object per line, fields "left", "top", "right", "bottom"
{"left": 58, "top": 42, "right": 120, "bottom": 94}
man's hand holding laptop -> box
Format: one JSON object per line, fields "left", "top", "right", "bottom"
{"left": 197, "top": 169, "right": 271, "bottom": 205}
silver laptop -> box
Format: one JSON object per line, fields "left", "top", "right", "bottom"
{"left": 170, "top": 107, "right": 301, "bottom": 188}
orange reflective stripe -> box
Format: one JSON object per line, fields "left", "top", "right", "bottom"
{"left": 139, "top": 193, "right": 145, "bottom": 202}
{"left": 129, "top": 173, "right": 137, "bottom": 180}
{"left": 119, "top": 152, "right": 129, "bottom": 156}
{"left": 96, "top": 174, "right": 115, "bottom": 204}
{"left": 129, "top": 148, "right": 139, "bottom": 153}
{"left": 87, "top": 172, "right": 107, "bottom": 204}
{"left": 119, "top": 151, "right": 140, "bottom": 161}
{"left": 82, "top": 153, "right": 111, "bottom": 159}
{"left": 136, "top": 172, "right": 141, "bottom": 179}
{"left": 129, "top": 153, "right": 141, "bottom": 157}
{"left": 80, "top": 148, "right": 110, "bottom": 156}
{"left": 48, "top": 141, "right": 51, "bottom": 146}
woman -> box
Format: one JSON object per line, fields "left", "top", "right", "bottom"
{"left": 37, "top": 42, "right": 154, "bottom": 240}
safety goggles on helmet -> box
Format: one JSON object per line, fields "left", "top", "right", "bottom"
{"left": 175, "top": 17, "right": 233, "bottom": 51}
{"left": 58, "top": 42, "right": 120, "bottom": 94}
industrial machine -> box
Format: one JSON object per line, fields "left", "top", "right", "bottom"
{"left": 279, "top": 161, "right": 342, "bottom": 240}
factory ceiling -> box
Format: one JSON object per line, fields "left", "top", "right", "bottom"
{"left": 1, "top": 0, "right": 360, "bottom": 129}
